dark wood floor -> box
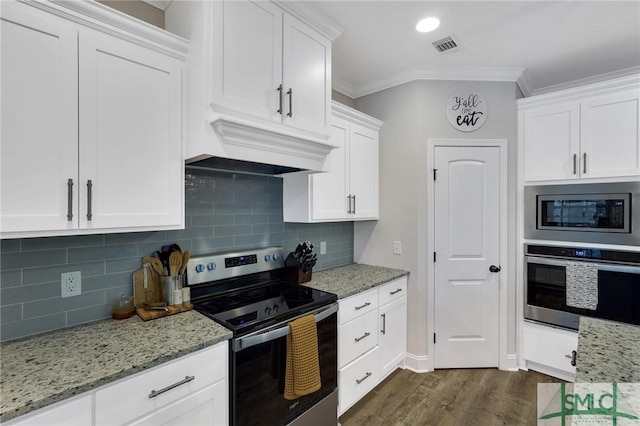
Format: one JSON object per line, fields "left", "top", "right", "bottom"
{"left": 339, "top": 368, "right": 561, "bottom": 426}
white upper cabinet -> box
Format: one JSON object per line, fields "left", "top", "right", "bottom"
{"left": 0, "top": 1, "right": 187, "bottom": 238}
{"left": 1, "top": 2, "right": 79, "bottom": 234}
{"left": 283, "top": 102, "right": 382, "bottom": 222}
{"left": 165, "top": 0, "right": 339, "bottom": 172}
{"left": 519, "top": 75, "right": 640, "bottom": 184}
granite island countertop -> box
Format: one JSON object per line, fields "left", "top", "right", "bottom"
{"left": 305, "top": 263, "right": 409, "bottom": 299}
{"left": 576, "top": 316, "right": 640, "bottom": 383}
{"left": 0, "top": 310, "right": 232, "bottom": 422}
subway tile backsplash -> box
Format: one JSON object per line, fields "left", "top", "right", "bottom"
{"left": 0, "top": 169, "right": 354, "bottom": 341}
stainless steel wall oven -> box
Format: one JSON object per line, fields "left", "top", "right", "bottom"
{"left": 525, "top": 244, "right": 640, "bottom": 330}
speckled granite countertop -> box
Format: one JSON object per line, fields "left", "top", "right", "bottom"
{"left": 0, "top": 310, "right": 231, "bottom": 422}
{"left": 576, "top": 317, "right": 640, "bottom": 383}
{"left": 305, "top": 263, "right": 409, "bottom": 299}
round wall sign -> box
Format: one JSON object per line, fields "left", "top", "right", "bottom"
{"left": 446, "top": 89, "right": 488, "bottom": 132}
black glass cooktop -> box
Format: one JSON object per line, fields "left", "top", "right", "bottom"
{"left": 191, "top": 278, "right": 337, "bottom": 336}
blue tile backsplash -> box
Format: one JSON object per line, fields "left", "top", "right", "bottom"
{"left": 0, "top": 169, "right": 354, "bottom": 341}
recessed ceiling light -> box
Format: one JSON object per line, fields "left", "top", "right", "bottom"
{"left": 416, "top": 17, "right": 440, "bottom": 33}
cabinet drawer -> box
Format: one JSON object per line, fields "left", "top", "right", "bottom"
{"left": 95, "top": 342, "right": 227, "bottom": 426}
{"left": 338, "top": 347, "right": 379, "bottom": 415}
{"left": 523, "top": 322, "right": 577, "bottom": 374}
{"left": 338, "top": 310, "right": 379, "bottom": 368}
{"left": 338, "top": 288, "right": 378, "bottom": 325}
{"left": 378, "top": 277, "right": 407, "bottom": 306}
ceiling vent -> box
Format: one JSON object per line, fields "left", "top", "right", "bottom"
{"left": 432, "top": 35, "right": 461, "bottom": 54}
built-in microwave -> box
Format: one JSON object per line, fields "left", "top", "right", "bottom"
{"left": 525, "top": 182, "right": 640, "bottom": 246}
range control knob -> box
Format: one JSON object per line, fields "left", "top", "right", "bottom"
{"left": 207, "top": 262, "right": 216, "bottom": 271}
{"left": 195, "top": 264, "right": 205, "bottom": 273}
{"left": 264, "top": 254, "right": 271, "bottom": 262}
{"left": 272, "top": 253, "right": 280, "bottom": 261}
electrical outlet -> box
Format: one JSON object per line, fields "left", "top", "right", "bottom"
{"left": 393, "top": 241, "right": 402, "bottom": 255}
{"left": 320, "top": 241, "right": 326, "bottom": 255}
{"left": 61, "top": 271, "right": 82, "bottom": 298}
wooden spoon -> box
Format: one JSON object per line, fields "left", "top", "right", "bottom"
{"left": 169, "top": 251, "right": 183, "bottom": 276}
{"left": 180, "top": 250, "right": 191, "bottom": 276}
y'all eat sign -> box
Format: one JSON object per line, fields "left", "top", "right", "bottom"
{"left": 446, "top": 89, "right": 488, "bottom": 132}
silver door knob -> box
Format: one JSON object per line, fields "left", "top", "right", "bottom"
{"left": 489, "top": 265, "right": 501, "bottom": 273}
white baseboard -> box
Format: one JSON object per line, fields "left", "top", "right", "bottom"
{"left": 506, "top": 353, "right": 519, "bottom": 371}
{"left": 404, "top": 353, "right": 430, "bottom": 373}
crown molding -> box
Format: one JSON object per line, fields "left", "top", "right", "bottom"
{"left": 331, "top": 101, "right": 383, "bottom": 131}
{"left": 336, "top": 66, "right": 525, "bottom": 99}
{"left": 24, "top": 0, "right": 188, "bottom": 59}
{"left": 140, "top": 0, "right": 172, "bottom": 11}
{"left": 272, "top": 1, "right": 343, "bottom": 41}
{"left": 529, "top": 66, "right": 640, "bottom": 97}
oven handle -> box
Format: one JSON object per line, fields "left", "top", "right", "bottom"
{"left": 526, "top": 256, "right": 640, "bottom": 274}
{"left": 232, "top": 303, "right": 338, "bottom": 352}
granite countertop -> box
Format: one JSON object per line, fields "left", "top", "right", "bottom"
{"left": 576, "top": 316, "right": 640, "bottom": 383}
{"left": 0, "top": 310, "right": 231, "bottom": 422}
{"left": 0, "top": 263, "right": 407, "bottom": 422}
{"left": 305, "top": 263, "right": 409, "bottom": 299}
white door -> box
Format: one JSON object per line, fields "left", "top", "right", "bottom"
{"left": 433, "top": 146, "right": 501, "bottom": 368}
{"left": 78, "top": 29, "right": 183, "bottom": 230}
{"left": 0, "top": 2, "right": 78, "bottom": 234}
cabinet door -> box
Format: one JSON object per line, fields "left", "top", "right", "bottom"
{"left": 282, "top": 13, "right": 331, "bottom": 135}
{"left": 378, "top": 296, "right": 407, "bottom": 379}
{"left": 128, "top": 381, "right": 227, "bottom": 426}
{"left": 6, "top": 395, "right": 91, "bottom": 426}
{"left": 580, "top": 89, "right": 640, "bottom": 179}
{"left": 522, "top": 102, "right": 580, "bottom": 182}
{"left": 78, "top": 30, "right": 183, "bottom": 231}
{"left": 211, "top": 0, "right": 282, "bottom": 123}
{"left": 0, "top": 2, "right": 78, "bottom": 234}
{"left": 349, "top": 124, "right": 379, "bottom": 219}
{"left": 311, "top": 117, "right": 349, "bottom": 220}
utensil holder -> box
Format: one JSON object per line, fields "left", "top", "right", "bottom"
{"left": 162, "top": 275, "right": 183, "bottom": 306}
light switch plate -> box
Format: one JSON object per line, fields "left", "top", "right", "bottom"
{"left": 393, "top": 241, "right": 402, "bottom": 255}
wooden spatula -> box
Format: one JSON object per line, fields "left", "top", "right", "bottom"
{"left": 180, "top": 250, "right": 191, "bottom": 276}
{"left": 169, "top": 251, "right": 182, "bottom": 276}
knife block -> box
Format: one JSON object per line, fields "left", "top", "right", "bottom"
{"left": 284, "top": 253, "right": 312, "bottom": 284}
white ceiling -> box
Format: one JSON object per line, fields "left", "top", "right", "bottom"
{"left": 308, "top": 1, "right": 640, "bottom": 98}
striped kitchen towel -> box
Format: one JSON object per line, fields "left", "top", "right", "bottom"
{"left": 566, "top": 261, "right": 598, "bottom": 310}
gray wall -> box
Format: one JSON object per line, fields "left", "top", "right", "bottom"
{"left": 352, "top": 80, "right": 518, "bottom": 364}
{"left": 0, "top": 169, "right": 354, "bottom": 342}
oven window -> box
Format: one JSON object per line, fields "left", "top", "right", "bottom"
{"left": 526, "top": 263, "right": 590, "bottom": 314}
{"left": 232, "top": 313, "right": 337, "bottom": 426}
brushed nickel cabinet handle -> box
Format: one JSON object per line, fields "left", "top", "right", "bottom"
{"left": 354, "top": 332, "right": 371, "bottom": 343}
{"left": 573, "top": 154, "right": 577, "bottom": 175}
{"left": 390, "top": 288, "right": 403, "bottom": 295}
{"left": 353, "top": 195, "right": 356, "bottom": 215}
{"left": 565, "top": 350, "right": 577, "bottom": 367}
{"left": 381, "top": 313, "right": 386, "bottom": 335}
{"left": 356, "top": 372, "right": 372, "bottom": 385}
{"left": 86, "top": 180, "right": 93, "bottom": 221}
{"left": 583, "top": 153, "right": 587, "bottom": 174}
{"left": 67, "top": 179, "right": 73, "bottom": 221}
{"left": 355, "top": 302, "right": 371, "bottom": 310}
{"left": 287, "top": 88, "right": 293, "bottom": 117}
{"left": 276, "top": 84, "right": 283, "bottom": 115}
{"left": 347, "top": 195, "right": 352, "bottom": 214}
{"left": 149, "top": 375, "right": 195, "bottom": 398}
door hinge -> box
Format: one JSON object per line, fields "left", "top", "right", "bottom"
{"left": 433, "top": 169, "right": 438, "bottom": 181}
{"left": 433, "top": 252, "right": 436, "bottom": 262}
{"left": 434, "top": 333, "right": 436, "bottom": 344}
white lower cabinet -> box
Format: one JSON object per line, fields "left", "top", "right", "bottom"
{"left": 338, "top": 277, "right": 407, "bottom": 416}
{"left": 5, "top": 395, "right": 92, "bottom": 426}
{"left": 4, "top": 342, "right": 228, "bottom": 426}
{"left": 522, "top": 321, "right": 578, "bottom": 382}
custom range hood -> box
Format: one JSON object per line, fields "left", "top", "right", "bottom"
{"left": 184, "top": 113, "right": 336, "bottom": 176}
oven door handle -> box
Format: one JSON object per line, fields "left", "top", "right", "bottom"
{"left": 527, "top": 256, "right": 640, "bottom": 274}
{"left": 232, "top": 303, "right": 338, "bottom": 352}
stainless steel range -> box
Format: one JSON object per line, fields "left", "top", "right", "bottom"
{"left": 186, "top": 247, "right": 338, "bottom": 426}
